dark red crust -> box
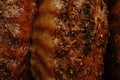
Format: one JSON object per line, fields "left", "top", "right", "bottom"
{"left": 0, "top": 0, "right": 36, "bottom": 80}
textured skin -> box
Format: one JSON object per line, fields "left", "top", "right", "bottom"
{"left": 31, "top": 0, "right": 109, "bottom": 80}
{"left": 104, "top": 0, "right": 120, "bottom": 80}
{"left": 0, "top": 0, "right": 36, "bottom": 80}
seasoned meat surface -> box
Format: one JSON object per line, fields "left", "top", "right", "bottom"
{"left": 31, "top": 0, "right": 109, "bottom": 80}
{"left": 104, "top": 0, "right": 120, "bottom": 80}
{"left": 0, "top": 0, "right": 36, "bottom": 80}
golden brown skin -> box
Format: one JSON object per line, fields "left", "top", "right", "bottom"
{"left": 31, "top": 0, "right": 109, "bottom": 80}
{"left": 104, "top": 0, "right": 120, "bottom": 80}
{"left": 0, "top": 0, "right": 36, "bottom": 80}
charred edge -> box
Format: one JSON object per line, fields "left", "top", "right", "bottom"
{"left": 0, "top": 62, "right": 11, "bottom": 79}
{"left": 83, "top": 3, "right": 91, "bottom": 17}
{"left": 81, "top": 2, "right": 95, "bottom": 56}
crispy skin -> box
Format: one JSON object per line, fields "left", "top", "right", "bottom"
{"left": 0, "top": 0, "right": 36, "bottom": 80}
{"left": 104, "top": 0, "right": 120, "bottom": 80}
{"left": 31, "top": 0, "right": 109, "bottom": 80}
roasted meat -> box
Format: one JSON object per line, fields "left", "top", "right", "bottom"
{"left": 31, "top": 0, "right": 109, "bottom": 80}
{"left": 0, "top": 0, "right": 36, "bottom": 80}
{"left": 104, "top": 0, "right": 120, "bottom": 80}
